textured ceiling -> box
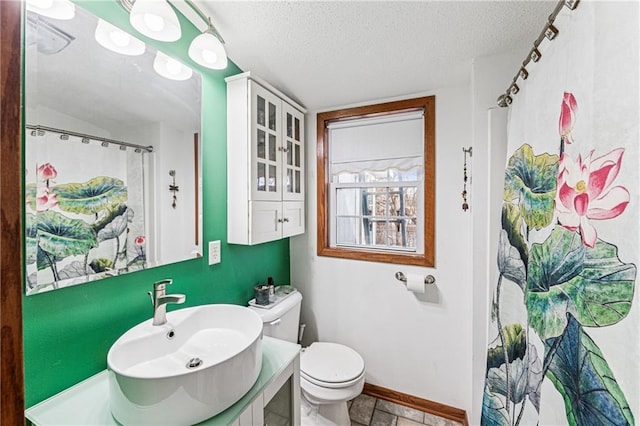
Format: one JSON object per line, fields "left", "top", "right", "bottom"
{"left": 194, "top": 1, "right": 555, "bottom": 111}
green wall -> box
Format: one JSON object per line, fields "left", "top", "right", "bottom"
{"left": 22, "top": 1, "right": 291, "bottom": 407}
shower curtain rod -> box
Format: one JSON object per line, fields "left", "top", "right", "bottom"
{"left": 496, "top": 0, "right": 579, "bottom": 107}
{"left": 26, "top": 124, "right": 154, "bottom": 153}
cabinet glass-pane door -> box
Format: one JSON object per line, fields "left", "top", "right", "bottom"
{"left": 282, "top": 104, "right": 304, "bottom": 202}
{"left": 252, "top": 84, "right": 281, "bottom": 201}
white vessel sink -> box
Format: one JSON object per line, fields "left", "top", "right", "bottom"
{"left": 107, "top": 304, "right": 263, "bottom": 425}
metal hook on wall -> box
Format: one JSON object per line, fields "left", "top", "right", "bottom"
{"left": 462, "top": 147, "right": 472, "bottom": 211}
{"left": 169, "top": 170, "right": 179, "bottom": 208}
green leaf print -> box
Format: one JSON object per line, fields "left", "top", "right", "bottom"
{"left": 504, "top": 144, "right": 558, "bottom": 231}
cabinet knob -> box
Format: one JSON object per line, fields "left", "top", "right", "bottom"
{"left": 283, "top": 218, "right": 290, "bottom": 223}
{"left": 277, "top": 218, "right": 284, "bottom": 223}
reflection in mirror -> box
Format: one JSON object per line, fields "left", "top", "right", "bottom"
{"left": 25, "top": 4, "right": 202, "bottom": 295}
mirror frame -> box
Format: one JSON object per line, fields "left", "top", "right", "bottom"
{"left": 1, "top": 0, "right": 26, "bottom": 420}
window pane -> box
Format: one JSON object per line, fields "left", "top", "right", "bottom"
{"left": 287, "top": 169, "right": 293, "bottom": 193}
{"left": 336, "top": 217, "right": 359, "bottom": 245}
{"left": 373, "top": 221, "right": 387, "bottom": 245}
{"left": 257, "top": 130, "right": 265, "bottom": 159}
{"left": 257, "top": 163, "right": 266, "bottom": 192}
{"left": 268, "top": 165, "right": 277, "bottom": 192}
{"left": 269, "top": 134, "right": 276, "bottom": 161}
{"left": 336, "top": 188, "right": 358, "bottom": 215}
{"left": 257, "top": 96, "right": 265, "bottom": 126}
{"left": 287, "top": 141, "right": 293, "bottom": 165}
{"left": 295, "top": 145, "right": 300, "bottom": 167}
{"left": 287, "top": 113, "right": 292, "bottom": 138}
{"left": 268, "top": 102, "right": 276, "bottom": 130}
{"left": 295, "top": 170, "right": 300, "bottom": 193}
{"left": 294, "top": 117, "right": 300, "bottom": 141}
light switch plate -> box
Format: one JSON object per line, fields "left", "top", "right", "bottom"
{"left": 208, "top": 240, "right": 221, "bottom": 265}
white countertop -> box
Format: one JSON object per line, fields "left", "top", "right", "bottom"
{"left": 26, "top": 336, "right": 301, "bottom": 425}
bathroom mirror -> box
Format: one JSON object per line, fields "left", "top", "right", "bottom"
{"left": 24, "top": 4, "right": 202, "bottom": 295}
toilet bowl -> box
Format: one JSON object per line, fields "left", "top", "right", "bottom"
{"left": 248, "top": 289, "right": 366, "bottom": 425}
{"left": 300, "top": 342, "right": 365, "bottom": 425}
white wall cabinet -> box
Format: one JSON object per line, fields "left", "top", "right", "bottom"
{"left": 226, "top": 72, "right": 306, "bottom": 245}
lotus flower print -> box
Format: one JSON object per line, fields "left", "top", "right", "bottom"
{"left": 37, "top": 162, "right": 58, "bottom": 183}
{"left": 36, "top": 187, "right": 59, "bottom": 212}
{"left": 559, "top": 92, "right": 578, "bottom": 145}
{"left": 134, "top": 235, "right": 145, "bottom": 245}
{"left": 555, "top": 148, "right": 630, "bottom": 247}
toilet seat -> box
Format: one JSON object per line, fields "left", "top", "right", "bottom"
{"left": 301, "top": 342, "right": 365, "bottom": 389}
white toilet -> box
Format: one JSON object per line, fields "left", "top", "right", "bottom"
{"left": 249, "top": 289, "right": 365, "bottom": 425}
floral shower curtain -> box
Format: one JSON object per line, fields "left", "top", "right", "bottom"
{"left": 25, "top": 129, "right": 147, "bottom": 294}
{"left": 482, "top": 2, "right": 639, "bottom": 425}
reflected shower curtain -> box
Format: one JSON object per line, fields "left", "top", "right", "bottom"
{"left": 25, "top": 129, "right": 147, "bottom": 294}
{"left": 481, "top": 2, "right": 639, "bottom": 425}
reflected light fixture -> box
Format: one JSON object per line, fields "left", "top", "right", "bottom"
{"left": 95, "top": 19, "right": 145, "bottom": 56}
{"left": 153, "top": 51, "right": 193, "bottom": 81}
{"left": 129, "top": 0, "right": 181, "bottom": 42}
{"left": 188, "top": 18, "right": 228, "bottom": 70}
{"left": 26, "top": 0, "right": 75, "bottom": 20}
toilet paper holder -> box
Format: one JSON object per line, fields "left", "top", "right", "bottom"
{"left": 395, "top": 271, "right": 436, "bottom": 285}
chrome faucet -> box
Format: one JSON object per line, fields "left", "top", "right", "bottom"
{"left": 148, "top": 279, "right": 186, "bottom": 326}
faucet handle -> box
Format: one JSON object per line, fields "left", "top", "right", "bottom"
{"left": 153, "top": 279, "right": 173, "bottom": 292}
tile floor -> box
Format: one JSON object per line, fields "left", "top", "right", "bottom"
{"left": 348, "top": 394, "right": 463, "bottom": 426}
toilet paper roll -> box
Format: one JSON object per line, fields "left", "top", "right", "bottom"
{"left": 405, "top": 273, "right": 426, "bottom": 294}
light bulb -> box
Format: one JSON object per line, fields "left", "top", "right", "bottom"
{"left": 109, "top": 30, "right": 130, "bottom": 48}
{"left": 143, "top": 13, "right": 165, "bottom": 32}
{"left": 129, "top": 0, "right": 180, "bottom": 42}
{"left": 95, "top": 19, "right": 145, "bottom": 56}
{"left": 201, "top": 49, "right": 218, "bottom": 65}
{"left": 166, "top": 58, "right": 182, "bottom": 76}
{"left": 188, "top": 31, "right": 228, "bottom": 70}
{"left": 153, "top": 51, "right": 192, "bottom": 81}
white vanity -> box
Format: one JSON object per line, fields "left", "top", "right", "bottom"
{"left": 25, "top": 336, "right": 301, "bottom": 425}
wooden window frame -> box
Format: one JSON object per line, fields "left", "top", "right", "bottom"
{"left": 317, "top": 96, "right": 435, "bottom": 266}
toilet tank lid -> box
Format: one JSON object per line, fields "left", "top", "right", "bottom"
{"left": 248, "top": 290, "right": 302, "bottom": 323}
{"left": 301, "top": 342, "right": 365, "bottom": 384}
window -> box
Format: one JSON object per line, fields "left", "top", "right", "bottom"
{"left": 317, "top": 96, "right": 435, "bottom": 266}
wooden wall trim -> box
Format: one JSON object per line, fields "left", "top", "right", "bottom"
{"left": 363, "top": 383, "right": 469, "bottom": 426}
{"left": 1, "top": 0, "right": 26, "bottom": 423}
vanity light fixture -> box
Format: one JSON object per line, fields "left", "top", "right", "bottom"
{"left": 81, "top": 137, "right": 90, "bottom": 144}
{"left": 95, "top": 19, "right": 145, "bottom": 56}
{"left": 119, "top": 0, "right": 228, "bottom": 70}
{"left": 129, "top": 0, "right": 181, "bottom": 42}
{"left": 509, "top": 83, "right": 520, "bottom": 95}
{"left": 153, "top": 51, "right": 193, "bottom": 81}
{"left": 188, "top": 18, "right": 227, "bottom": 70}
{"left": 26, "top": 0, "right": 75, "bottom": 20}
{"left": 59, "top": 134, "right": 69, "bottom": 140}
{"left": 101, "top": 141, "right": 110, "bottom": 148}
{"left": 119, "top": 145, "right": 127, "bottom": 151}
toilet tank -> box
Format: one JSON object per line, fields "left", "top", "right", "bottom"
{"left": 249, "top": 290, "right": 302, "bottom": 343}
